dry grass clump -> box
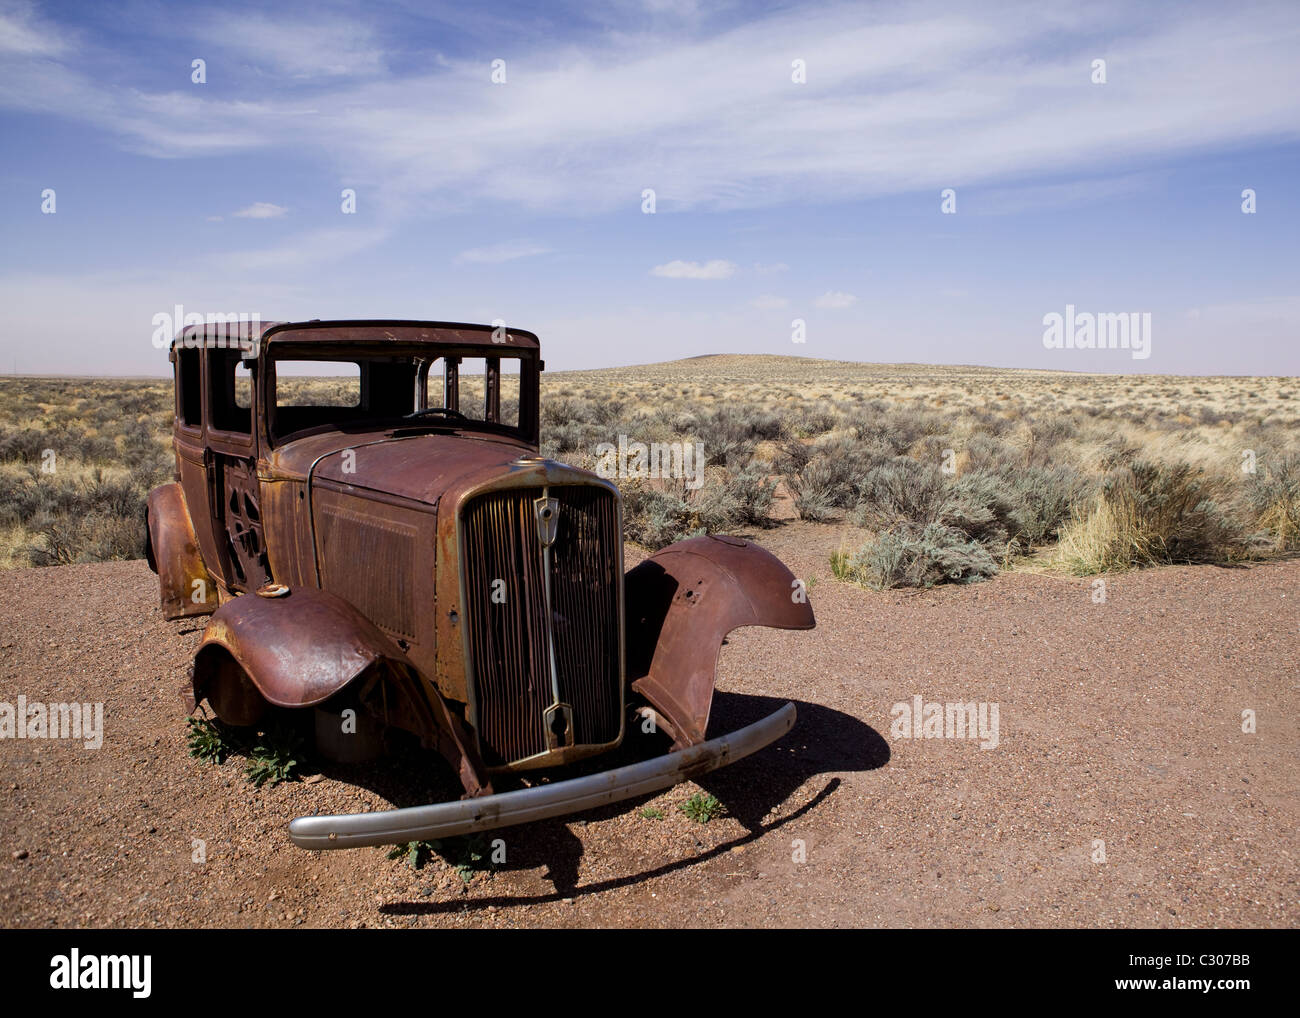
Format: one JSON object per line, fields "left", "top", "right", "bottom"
{"left": 1243, "top": 454, "right": 1300, "bottom": 552}
{"left": 1057, "top": 458, "right": 1268, "bottom": 573}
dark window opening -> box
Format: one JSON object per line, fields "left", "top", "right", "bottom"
{"left": 208, "top": 349, "right": 252, "bottom": 434}
{"left": 271, "top": 358, "right": 418, "bottom": 440}
{"left": 443, "top": 356, "right": 521, "bottom": 428}
{"left": 178, "top": 348, "right": 202, "bottom": 429}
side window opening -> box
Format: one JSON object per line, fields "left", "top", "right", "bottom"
{"left": 178, "top": 348, "right": 202, "bottom": 428}
{"left": 446, "top": 356, "right": 521, "bottom": 428}
{"left": 274, "top": 361, "right": 361, "bottom": 407}
{"left": 235, "top": 362, "right": 251, "bottom": 409}
{"left": 209, "top": 349, "right": 252, "bottom": 434}
{"left": 270, "top": 358, "right": 419, "bottom": 440}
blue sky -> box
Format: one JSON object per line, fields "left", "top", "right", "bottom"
{"left": 2, "top": 0, "right": 1298, "bottom": 376}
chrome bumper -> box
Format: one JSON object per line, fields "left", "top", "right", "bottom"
{"left": 288, "top": 702, "right": 796, "bottom": 850}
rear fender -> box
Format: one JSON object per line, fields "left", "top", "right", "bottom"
{"left": 191, "top": 586, "right": 491, "bottom": 797}
{"left": 146, "top": 483, "right": 217, "bottom": 619}
{"left": 624, "top": 535, "right": 814, "bottom": 748}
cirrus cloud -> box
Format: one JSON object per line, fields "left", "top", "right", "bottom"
{"left": 814, "top": 290, "right": 858, "bottom": 309}
{"left": 454, "top": 239, "right": 553, "bottom": 264}
{"left": 651, "top": 259, "right": 737, "bottom": 280}
{"left": 233, "top": 202, "right": 288, "bottom": 219}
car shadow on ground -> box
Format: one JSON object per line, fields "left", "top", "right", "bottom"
{"left": 374, "top": 693, "right": 889, "bottom": 916}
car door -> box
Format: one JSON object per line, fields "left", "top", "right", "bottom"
{"left": 204, "top": 346, "right": 271, "bottom": 591}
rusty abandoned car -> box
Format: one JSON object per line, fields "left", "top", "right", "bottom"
{"left": 146, "top": 319, "right": 814, "bottom": 849}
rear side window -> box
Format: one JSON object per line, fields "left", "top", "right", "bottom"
{"left": 177, "top": 348, "right": 202, "bottom": 428}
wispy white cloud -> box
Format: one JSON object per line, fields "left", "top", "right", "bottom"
{"left": 970, "top": 173, "right": 1161, "bottom": 216}
{"left": 216, "top": 227, "right": 389, "bottom": 272}
{"left": 2, "top": 2, "right": 1296, "bottom": 215}
{"left": 454, "top": 239, "right": 552, "bottom": 264}
{"left": 0, "top": 1, "right": 70, "bottom": 56}
{"left": 233, "top": 202, "right": 288, "bottom": 219}
{"left": 652, "top": 259, "right": 737, "bottom": 279}
{"left": 751, "top": 294, "right": 789, "bottom": 309}
{"left": 814, "top": 290, "right": 857, "bottom": 308}
{"left": 195, "top": 12, "right": 385, "bottom": 79}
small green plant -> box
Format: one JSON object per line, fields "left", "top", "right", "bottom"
{"left": 639, "top": 806, "right": 664, "bottom": 820}
{"left": 444, "top": 835, "right": 491, "bottom": 882}
{"left": 830, "top": 548, "right": 852, "bottom": 580}
{"left": 186, "top": 716, "right": 235, "bottom": 764}
{"left": 244, "top": 726, "right": 304, "bottom": 787}
{"left": 389, "top": 835, "right": 493, "bottom": 881}
{"left": 389, "top": 840, "right": 440, "bottom": 871}
{"left": 678, "top": 792, "right": 725, "bottom": 824}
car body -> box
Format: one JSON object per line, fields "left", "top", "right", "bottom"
{"left": 146, "top": 318, "right": 814, "bottom": 848}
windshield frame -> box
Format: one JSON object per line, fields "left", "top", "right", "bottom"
{"left": 263, "top": 343, "right": 539, "bottom": 448}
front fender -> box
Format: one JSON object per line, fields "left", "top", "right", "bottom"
{"left": 193, "top": 586, "right": 406, "bottom": 713}
{"left": 191, "top": 586, "right": 492, "bottom": 796}
{"left": 624, "top": 535, "right": 814, "bottom": 748}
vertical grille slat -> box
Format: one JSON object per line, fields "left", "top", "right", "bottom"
{"left": 462, "top": 485, "right": 621, "bottom": 766}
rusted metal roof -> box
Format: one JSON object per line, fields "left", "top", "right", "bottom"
{"left": 172, "top": 319, "right": 541, "bottom": 355}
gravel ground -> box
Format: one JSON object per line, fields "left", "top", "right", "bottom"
{"left": 1, "top": 524, "right": 1296, "bottom": 928}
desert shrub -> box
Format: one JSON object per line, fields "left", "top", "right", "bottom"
{"left": 1027, "top": 416, "right": 1077, "bottom": 462}
{"left": 1243, "top": 453, "right": 1300, "bottom": 551}
{"left": 850, "top": 457, "right": 1088, "bottom": 561}
{"left": 621, "top": 485, "right": 695, "bottom": 549}
{"left": 789, "top": 434, "right": 893, "bottom": 519}
{"left": 833, "top": 522, "right": 998, "bottom": 590}
{"left": 998, "top": 464, "right": 1091, "bottom": 546}
{"left": 0, "top": 428, "right": 51, "bottom": 464}
{"left": 788, "top": 405, "right": 838, "bottom": 438}
{"left": 691, "top": 406, "right": 784, "bottom": 466}
{"left": 963, "top": 432, "right": 1023, "bottom": 473}
{"left": 720, "top": 463, "right": 777, "bottom": 526}
{"left": 541, "top": 395, "right": 624, "bottom": 430}
{"left": 774, "top": 437, "right": 812, "bottom": 476}
{"left": 852, "top": 457, "right": 950, "bottom": 530}
{"left": 943, "top": 471, "right": 1017, "bottom": 552}
{"left": 790, "top": 460, "right": 840, "bottom": 522}
{"left": 1057, "top": 460, "right": 1243, "bottom": 573}
{"left": 8, "top": 467, "right": 152, "bottom": 566}
{"left": 621, "top": 463, "right": 778, "bottom": 548}
{"left": 29, "top": 511, "right": 144, "bottom": 565}
{"left": 541, "top": 420, "right": 597, "bottom": 456}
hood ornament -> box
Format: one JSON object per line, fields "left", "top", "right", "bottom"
{"left": 535, "top": 494, "right": 559, "bottom": 547}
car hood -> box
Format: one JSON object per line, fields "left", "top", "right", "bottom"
{"left": 267, "top": 427, "right": 603, "bottom": 508}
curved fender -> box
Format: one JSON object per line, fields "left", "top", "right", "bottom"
{"left": 193, "top": 586, "right": 412, "bottom": 710}
{"left": 624, "top": 535, "right": 814, "bottom": 749}
{"left": 146, "top": 483, "right": 217, "bottom": 620}
{"left": 192, "top": 586, "right": 492, "bottom": 796}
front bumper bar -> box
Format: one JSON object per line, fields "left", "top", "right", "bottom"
{"left": 288, "top": 702, "right": 796, "bottom": 850}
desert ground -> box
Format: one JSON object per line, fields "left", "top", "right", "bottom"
{"left": 0, "top": 357, "right": 1297, "bottom": 927}
{"left": 0, "top": 530, "right": 1296, "bottom": 928}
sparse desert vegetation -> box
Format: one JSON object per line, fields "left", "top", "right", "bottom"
{"left": 1, "top": 356, "right": 1297, "bottom": 587}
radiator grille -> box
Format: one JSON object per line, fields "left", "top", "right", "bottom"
{"left": 461, "top": 485, "right": 621, "bottom": 766}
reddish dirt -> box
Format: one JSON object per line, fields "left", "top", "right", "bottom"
{"left": 1, "top": 522, "right": 1296, "bottom": 928}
